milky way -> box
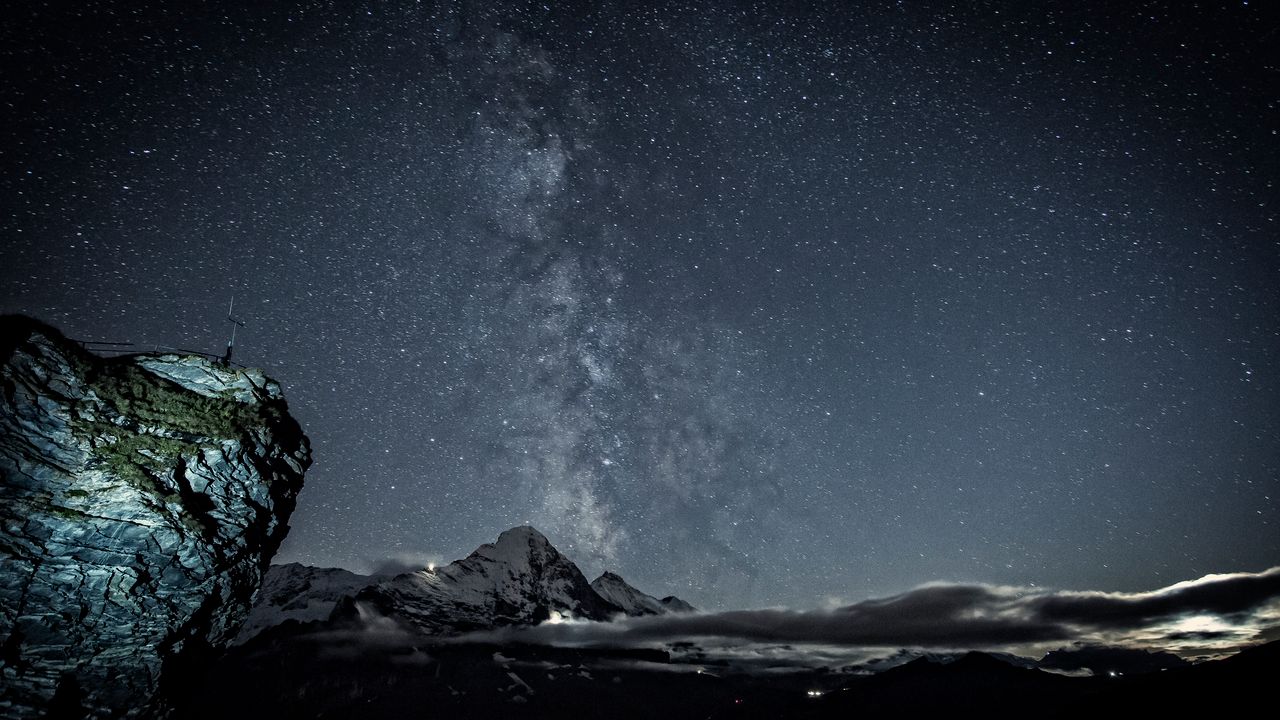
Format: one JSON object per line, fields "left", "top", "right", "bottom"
{"left": 2, "top": 1, "right": 1276, "bottom": 609}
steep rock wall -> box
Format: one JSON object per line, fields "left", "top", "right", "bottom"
{"left": 0, "top": 316, "right": 310, "bottom": 718}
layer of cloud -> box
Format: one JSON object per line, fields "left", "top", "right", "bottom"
{"left": 1026, "top": 568, "right": 1280, "bottom": 628}
{"left": 460, "top": 567, "right": 1280, "bottom": 657}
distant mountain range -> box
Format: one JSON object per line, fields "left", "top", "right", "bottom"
{"left": 208, "top": 526, "right": 1280, "bottom": 719}
{"left": 235, "top": 563, "right": 371, "bottom": 643}
{"left": 240, "top": 526, "right": 693, "bottom": 642}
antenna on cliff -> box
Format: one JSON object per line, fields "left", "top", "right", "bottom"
{"left": 223, "top": 296, "right": 245, "bottom": 365}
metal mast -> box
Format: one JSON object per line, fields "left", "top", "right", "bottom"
{"left": 223, "top": 296, "right": 245, "bottom": 364}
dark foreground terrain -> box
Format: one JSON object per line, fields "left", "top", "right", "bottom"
{"left": 183, "top": 624, "right": 1277, "bottom": 720}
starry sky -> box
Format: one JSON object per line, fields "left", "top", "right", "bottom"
{"left": 2, "top": 1, "right": 1277, "bottom": 611}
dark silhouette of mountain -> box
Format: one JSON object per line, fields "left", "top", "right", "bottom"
{"left": 799, "top": 652, "right": 1079, "bottom": 719}
{"left": 183, "top": 626, "right": 1279, "bottom": 720}
{"left": 1040, "top": 644, "right": 1189, "bottom": 675}
{"left": 1060, "top": 638, "right": 1280, "bottom": 718}
{"left": 787, "top": 643, "right": 1280, "bottom": 720}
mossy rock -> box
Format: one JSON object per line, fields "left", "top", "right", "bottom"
{"left": 68, "top": 359, "right": 283, "bottom": 493}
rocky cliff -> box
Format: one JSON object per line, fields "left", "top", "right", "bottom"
{"left": 0, "top": 316, "right": 310, "bottom": 718}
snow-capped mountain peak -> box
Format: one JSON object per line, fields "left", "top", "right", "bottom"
{"left": 660, "top": 596, "right": 697, "bottom": 613}
{"left": 345, "top": 526, "right": 621, "bottom": 634}
{"left": 590, "top": 571, "right": 667, "bottom": 616}
{"left": 469, "top": 525, "right": 560, "bottom": 566}
{"left": 590, "top": 571, "right": 696, "bottom": 616}
{"left": 241, "top": 526, "right": 695, "bottom": 639}
{"left": 235, "top": 563, "right": 372, "bottom": 643}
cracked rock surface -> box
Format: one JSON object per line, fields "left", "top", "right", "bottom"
{"left": 0, "top": 316, "right": 310, "bottom": 718}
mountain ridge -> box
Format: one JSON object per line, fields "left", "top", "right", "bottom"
{"left": 242, "top": 525, "right": 696, "bottom": 640}
{"left": 345, "top": 525, "right": 622, "bottom": 633}
{"left": 590, "top": 570, "right": 695, "bottom": 616}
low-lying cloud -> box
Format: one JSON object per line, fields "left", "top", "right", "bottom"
{"left": 462, "top": 567, "right": 1280, "bottom": 657}
{"left": 1026, "top": 568, "right": 1280, "bottom": 628}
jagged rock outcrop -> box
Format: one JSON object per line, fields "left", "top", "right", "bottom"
{"left": 590, "top": 571, "right": 693, "bottom": 616}
{"left": 0, "top": 316, "right": 310, "bottom": 718}
{"left": 343, "top": 526, "right": 622, "bottom": 634}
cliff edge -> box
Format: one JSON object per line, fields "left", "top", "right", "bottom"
{"left": 0, "top": 316, "right": 310, "bottom": 718}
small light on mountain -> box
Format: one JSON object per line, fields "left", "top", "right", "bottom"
{"left": 545, "top": 610, "right": 566, "bottom": 625}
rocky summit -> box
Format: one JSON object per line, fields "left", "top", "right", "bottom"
{"left": 0, "top": 316, "right": 310, "bottom": 719}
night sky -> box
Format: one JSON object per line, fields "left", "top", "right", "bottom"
{"left": 2, "top": 1, "right": 1277, "bottom": 611}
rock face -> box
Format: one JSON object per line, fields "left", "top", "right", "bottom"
{"left": 346, "top": 526, "right": 623, "bottom": 634}
{"left": 0, "top": 316, "right": 311, "bottom": 718}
